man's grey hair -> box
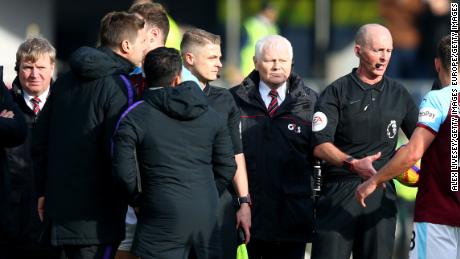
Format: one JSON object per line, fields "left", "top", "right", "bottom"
{"left": 254, "top": 35, "right": 293, "bottom": 61}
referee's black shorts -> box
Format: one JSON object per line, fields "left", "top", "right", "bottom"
{"left": 311, "top": 179, "right": 397, "bottom": 259}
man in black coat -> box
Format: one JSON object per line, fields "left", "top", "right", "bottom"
{"left": 0, "top": 78, "right": 27, "bottom": 255}
{"left": 33, "top": 12, "right": 147, "bottom": 259}
{"left": 180, "top": 28, "right": 251, "bottom": 259}
{"left": 112, "top": 47, "right": 236, "bottom": 259}
{"left": 1, "top": 37, "right": 62, "bottom": 259}
{"left": 230, "top": 35, "right": 318, "bottom": 259}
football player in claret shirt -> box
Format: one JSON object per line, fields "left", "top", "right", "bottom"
{"left": 356, "top": 35, "right": 459, "bottom": 259}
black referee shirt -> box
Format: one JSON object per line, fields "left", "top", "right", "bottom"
{"left": 204, "top": 84, "right": 243, "bottom": 155}
{"left": 312, "top": 68, "right": 419, "bottom": 179}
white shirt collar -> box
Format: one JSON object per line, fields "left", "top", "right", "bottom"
{"left": 258, "top": 80, "right": 287, "bottom": 108}
{"left": 23, "top": 87, "right": 50, "bottom": 111}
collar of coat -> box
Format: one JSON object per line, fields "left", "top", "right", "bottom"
{"left": 234, "top": 70, "right": 309, "bottom": 108}
{"left": 11, "top": 76, "right": 53, "bottom": 114}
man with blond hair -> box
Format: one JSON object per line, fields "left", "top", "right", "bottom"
{"left": 181, "top": 28, "right": 251, "bottom": 259}
{"left": 0, "top": 37, "right": 62, "bottom": 259}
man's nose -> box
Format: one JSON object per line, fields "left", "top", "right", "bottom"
{"left": 30, "top": 67, "right": 39, "bottom": 77}
{"left": 380, "top": 51, "right": 390, "bottom": 61}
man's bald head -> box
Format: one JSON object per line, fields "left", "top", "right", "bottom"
{"left": 355, "top": 24, "right": 392, "bottom": 47}
{"left": 354, "top": 24, "right": 393, "bottom": 84}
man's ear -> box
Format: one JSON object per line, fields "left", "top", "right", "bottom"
{"left": 121, "top": 39, "right": 131, "bottom": 54}
{"left": 434, "top": 57, "right": 441, "bottom": 74}
{"left": 354, "top": 45, "right": 361, "bottom": 58}
{"left": 171, "top": 74, "right": 182, "bottom": 87}
{"left": 184, "top": 52, "right": 194, "bottom": 66}
{"left": 150, "top": 27, "right": 160, "bottom": 40}
{"left": 253, "top": 56, "right": 258, "bottom": 71}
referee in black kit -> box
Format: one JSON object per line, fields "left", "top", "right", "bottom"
{"left": 310, "top": 24, "right": 419, "bottom": 259}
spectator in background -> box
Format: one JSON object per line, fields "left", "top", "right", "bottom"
{"left": 240, "top": 2, "right": 279, "bottom": 77}
{"left": 379, "top": 0, "right": 424, "bottom": 79}
{"left": 419, "top": 0, "right": 450, "bottom": 80}
{"left": 1, "top": 37, "right": 62, "bottom": 259}
{"left": 33, "top": 12, "right": 147, "bottom": 259}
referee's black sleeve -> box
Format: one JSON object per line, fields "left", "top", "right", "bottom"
{"left": 311, "top": 85, "right": 340, "bottom": 148}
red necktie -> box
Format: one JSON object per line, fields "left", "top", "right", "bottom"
{"left": 267, "top": 89, "right": 279, "bottom": 117}
{"left": 30, "top": 97, "right": 41, "bottom": 115}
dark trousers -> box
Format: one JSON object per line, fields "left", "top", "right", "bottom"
{"left": 217, "top": 189, "right": 238, "bottom": 259}
{"left": 311, "top": 180, "right": 397, "bottom": 259}
{"left": 247, "top": 239, "right": 306, "bottom": 259}
{"left": 60, "top": 244, "right": 118, "bottom": 259}
{"left": 189, "top": 189, "right": 237, "bottom": 259}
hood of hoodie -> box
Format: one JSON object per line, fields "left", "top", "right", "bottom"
{"left": 143, "top": 81, "right": 208, "bottom": 120}
{"left": 69, "top": 47, "right": 135, "bottom": 80}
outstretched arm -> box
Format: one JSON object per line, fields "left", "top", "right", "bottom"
{"left": 356, "top": 127, "right": 435, "bottom": 207}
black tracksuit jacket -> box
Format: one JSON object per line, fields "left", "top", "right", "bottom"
{"left": 112, "top": 82, "right": 236, "bottom": 258}
{"left": 33, "top": 46, "right": 135, "bottom": 245}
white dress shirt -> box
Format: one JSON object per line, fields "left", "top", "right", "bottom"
{"left": 258, "top": 80, "right": 287, "bottom": 108}
{"left": 23, "top": 88, "right": 50, "bottom": 111}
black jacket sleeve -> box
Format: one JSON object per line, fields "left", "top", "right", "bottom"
{"left": 103, "top": 77, "right": 131, "bottom": 156}
{"left": 0, "top": 82, "right": 26, "bottom": 147}
{"left": 226, "top": 92, "right": 243, "bottom": 155}
{"left": 212, "top": 117, "right": 237, "bottom": 195}
{"left": 111, "top": 112, "right": 142, "bottom": 204}
{"left": 311, "top": 84, "right": 340, "bottom": 147}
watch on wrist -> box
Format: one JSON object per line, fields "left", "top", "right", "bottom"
{"left": 237, "top": 195, "right": 252, "bottom": 207}
{"left": 343, "top": 156, "right": 355, "bottom": 172}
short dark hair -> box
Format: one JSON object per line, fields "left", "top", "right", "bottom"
{"left": 144, "top": 47, "right": 182, "bottom": 87}
{"left": 99, "top": 11, "right": 145, "bottom": 49}
{"left": 436, "top": 35, "right": 451, "bottom": 71}
{"left": 129, "top": 3, "right": 170, "bottom": 44}
{"left": 180, "top": 28, "right": 221, "bottom": 56}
